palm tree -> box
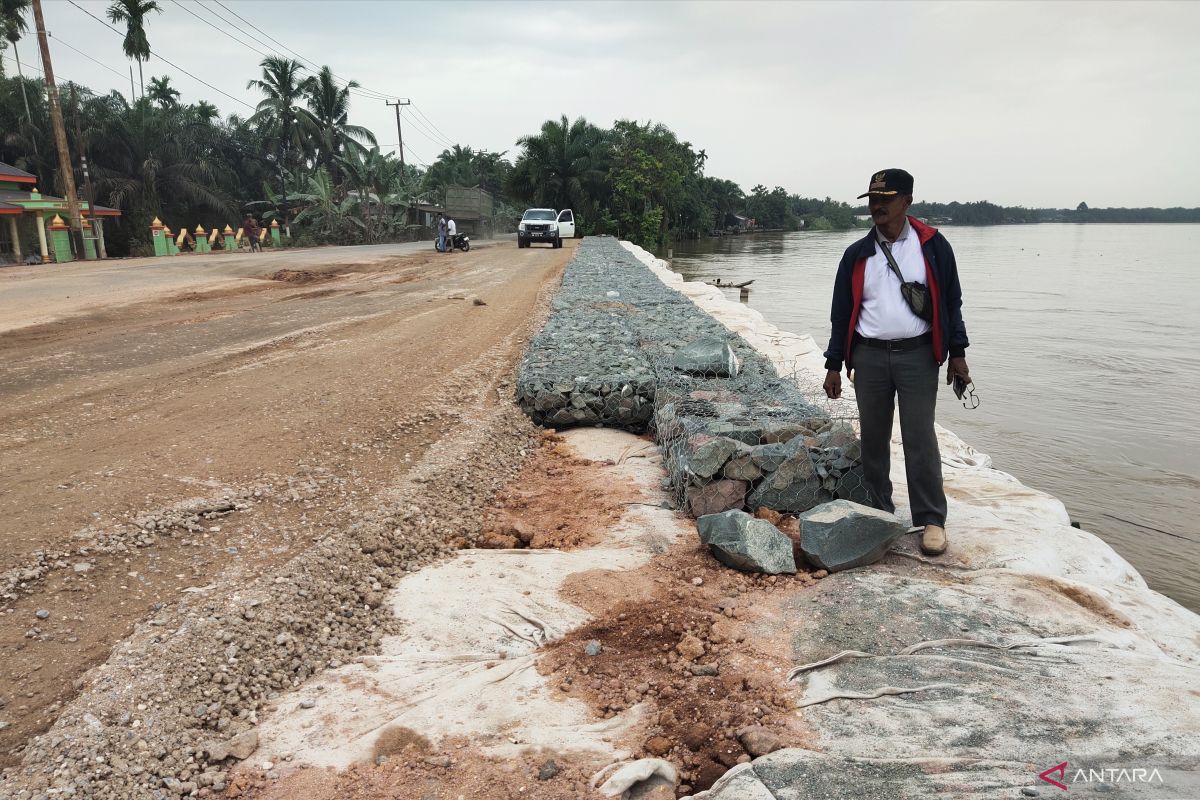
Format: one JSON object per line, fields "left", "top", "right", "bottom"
{"left": 106, "top": 0, "right": 162, "bottom": 100}
{"left": 1, "top": 0, "right": 33, "bottom": 130}
{"left": 507, "top": 115, "right": 610, "bottom": 214}
{"left": 247, "top": 56, "right": 317, "bottom": 174}
{"left": 305, "top": 66, "right": 375, "bottom": 186}
{"left": 146, "top": 74, "right": 179, "bottom": 108}
{"left": 338, "top": 145, "right": 392, "bottom": 242}
{"left": 85, "top": 91, "right": 233, "bottom": 229}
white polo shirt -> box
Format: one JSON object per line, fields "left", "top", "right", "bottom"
{"left": 855, "top": 219, "right": 931, "bottom": 340}
{"left": 447, "top": 219, "right": 457, "bottom": 236}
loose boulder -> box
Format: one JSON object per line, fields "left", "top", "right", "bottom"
{"left": 697, "top": 510, "right": 797, "bottom": 575}
{"left": 798, "top": 500, "right": 908, "bottom": 572}
{"left": 671, "top": 337, "right": 741, "bottom": 378}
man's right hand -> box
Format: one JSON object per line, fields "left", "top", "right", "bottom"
{"left": 823, "top": 369, "right": 842, "bottom": 399}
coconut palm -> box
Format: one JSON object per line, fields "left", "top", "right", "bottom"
{"left": 247, "top": 56, "right": 317, "bottom": 174}
{"left": 146, "top": 74, "right": 179, "bottom": 109}
{"left": 305, "top": 66, "right": 375, "bottom": 186}
{"left": 1, "top": 0, "right": 33, "bottom": 129}
{"left": 106, "top": 0, "right": 162, "bottom": 99}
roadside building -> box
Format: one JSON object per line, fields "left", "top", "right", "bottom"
{"left": 0, "top": 162, "right": 121, "bottom": 264}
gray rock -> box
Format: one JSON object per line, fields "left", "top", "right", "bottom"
{"left": 761, "top": 422, "right": 816, "bottom": 444}
{"left": 686, "top": 437, "right": 742, "bottom": 480}
{"left": 707, "top": 420, "right": 765, "bottom": 445}
{"left": 35, "top": 609, "right": 49, "bottom": 620}
{"left": 1021, "top": 790, "right": 1041, "bottom": 798}
{"left": 798, "top": 500, "right": 908, "bottom": 572}
{"left": 831, "top": 464, "right": 873, "bottom": 505}
{"left": 538, "top": 759, "right": 560, "bottom": 780}
{"left": 697, "top": 510, "right": 796, "bottom": 575}
{"left": 749, "top": 442, "right": 798, "bottom": 472}
{"left": 737, "top": 726, "right": 784, "bottom": 758}
{"left": 298, "top": 699, "right": 315, "bottom": 710}
{"left": 671, "top": 336, "right": 741, "bottom": 377}
{"left": 584, "top": 640, "right": 603, "bottom": 657}
{"left": 723, "top": 455, "right": 763, "bottom": 482}
{"left": 745, "top": 455, "right": 831, "bottom": 514}
{"left": 224, "top": 730, "right": 258, "bottom": 761}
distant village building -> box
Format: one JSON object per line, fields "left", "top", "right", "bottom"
{"left": 0, "top": 162, "right": 121, "bottom": 264}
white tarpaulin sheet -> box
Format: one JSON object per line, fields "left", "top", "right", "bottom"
{"left": 253, "top": 430, "right": 692, "bottom": 770}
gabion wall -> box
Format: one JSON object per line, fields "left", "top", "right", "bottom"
{"left": 517, "top": 237, "right": 873, "bottom": 517}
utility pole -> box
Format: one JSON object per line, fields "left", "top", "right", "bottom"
{"left": 70, "top": 84, "right": 104, "bottom": 258}
{"left": 385, "top": 99, "right": 411, "bottom": 172}
{"left": 31, "top": 0, "right": 85, "bottom": 261}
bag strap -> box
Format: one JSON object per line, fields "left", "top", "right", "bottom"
{"left": 878, "top": 238, "right": 906, "bottom": 284}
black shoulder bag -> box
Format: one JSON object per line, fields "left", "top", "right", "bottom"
{"left": 879, "top": 239, "right": 933, "bottom": 322}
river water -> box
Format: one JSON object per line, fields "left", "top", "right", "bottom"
{"left": 667, "top": 224, "right": 1200, "bottom": 613}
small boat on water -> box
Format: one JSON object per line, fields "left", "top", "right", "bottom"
{"left": 705, "top": 279, "right": 755, "bottom": 288}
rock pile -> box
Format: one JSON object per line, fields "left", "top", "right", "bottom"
{"left": 518, "top": 237, "right": 862, "bottom": 520}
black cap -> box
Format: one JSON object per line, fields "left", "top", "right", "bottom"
{"left": 857, "top": 168, "right": 914, "bottom": 199}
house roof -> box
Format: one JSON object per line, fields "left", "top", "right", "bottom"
{"left": 0, "top": 201, "right": 22, "bottom": 215}
{"left": 0, "top": 162, "right": 37, "bottom": 184}
{"left": 0, "top": 189, "right": 121, "bottom": 215}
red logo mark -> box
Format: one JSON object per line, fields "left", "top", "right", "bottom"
{"left": 1039, "top": 761, "right": 1069, "bottom": 791}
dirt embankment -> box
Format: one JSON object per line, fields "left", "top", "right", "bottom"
{"left": 0, "top": 241, "right": 572, "bottom": 789}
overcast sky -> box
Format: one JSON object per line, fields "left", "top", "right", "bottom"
{"left": 23, "top": 0, "right": 1200, "bottom": 208}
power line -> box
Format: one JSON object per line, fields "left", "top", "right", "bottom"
{"left": 189, "top": 0, "right": 463, "bottom": 152}
{"left": 411, "top": 103, "right": 457, "bottom": 147}
{"left": 168, "top": 0, "right": 272, "bottom": 59}
{"left": 49, "top": 34, "right": 128, "bottom": 81}
{"left": 403, "top": 113, "right": 457, "bottom": 151}
{"left": 205, "top": 0, "right": 397, "bottom": 103}
{"left": 67, "top": 0, "right": 254, "bottom": 110}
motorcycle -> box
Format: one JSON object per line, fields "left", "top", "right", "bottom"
{"left": 436, "top": 232, "right": 471, "bottom": 252}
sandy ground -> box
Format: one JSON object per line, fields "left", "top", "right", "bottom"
{"left": 0, "top": 238, "right": 570, "bottom": 769}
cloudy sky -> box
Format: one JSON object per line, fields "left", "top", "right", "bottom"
{"left": 23, "top": 0, "right": 1200, "bottom": 208}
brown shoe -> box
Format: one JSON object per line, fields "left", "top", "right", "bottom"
{"left": 920, "top": 525, "right": 947, "bottom": 556}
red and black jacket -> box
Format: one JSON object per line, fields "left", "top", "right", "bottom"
{"left": 823, "top": 216, "right": 969, "bottom": 372}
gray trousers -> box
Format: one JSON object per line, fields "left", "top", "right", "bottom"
{"left": 851, "top": 343, "right": 947, "bottom": 527}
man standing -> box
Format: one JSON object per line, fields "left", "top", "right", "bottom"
{"left": 242, "top": 213, "right": 261, "bottom": 253}
{"left": 446, "top": 216, "right": 457, "bottom": 251}
{"left": 436, "top": 212, "right": 447, "bottom": 253}
{"left": 822, "top": 169, "right": 971, "bottom": 555}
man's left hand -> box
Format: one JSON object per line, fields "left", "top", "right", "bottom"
{"left": 946, "top": 357, "right": 971, "bottom": 386}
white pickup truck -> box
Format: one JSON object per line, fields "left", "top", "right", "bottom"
{"left": 517, "top": 208, "right": 575, "bottom": 248}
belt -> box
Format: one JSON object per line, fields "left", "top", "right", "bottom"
{"left": 854, "top": 332, "right": 932, "bottom": 352}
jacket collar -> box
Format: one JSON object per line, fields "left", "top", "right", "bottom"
{"left": 853, "top": 215, "right": 938, "bottom": 259}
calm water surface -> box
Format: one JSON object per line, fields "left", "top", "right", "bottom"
{"left": 669, "top": 225, "right": 1200, "bottom": 612}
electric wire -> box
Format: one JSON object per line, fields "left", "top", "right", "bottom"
{"left": 205, "top": 0, "right": 398, "bottom": 103}
{"left": 410, "top": 103, "right": 456, "bottom": 147}
{"left": 67, "top": 0, "right": 255, "bottom": 110}
{"left": 168, "top": 0, "right": 273, "bottom": 59}
{"left": 48, "top": 35, "right": 128, "bottom": 81}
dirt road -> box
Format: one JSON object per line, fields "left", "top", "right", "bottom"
{"left": 0, "top": 239, "right": 571, "bottom": 767}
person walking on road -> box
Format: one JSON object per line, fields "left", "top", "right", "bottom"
{"left": 436, "top": 213, "right": 448, "bottom": 253}
{"left": 822, "top": 168, "right": 972, "bottom": 556}
{"left": 242, "top": 214, "right": 261, "bottom": 253}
